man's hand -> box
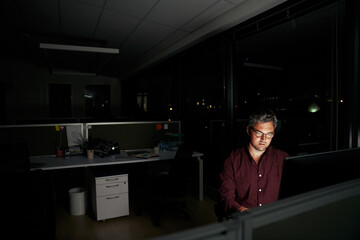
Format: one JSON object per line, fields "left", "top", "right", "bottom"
{"left": 238, "top": 206, "right": 249, "bottom": 212}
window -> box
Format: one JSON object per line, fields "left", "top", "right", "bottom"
{"left": 84, "top": 85, "right": 111, "bottom": 119}
{"left": 234, "top": 2, "right": 340, "bottom": 155}
{"left": 137, "top": 92, "right": 148, "bottom": 112}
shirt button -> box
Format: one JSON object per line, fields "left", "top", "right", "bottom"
{"left": 259, "top": 189, "right": 262, "bottom": 192}
{"left": 259, "top": 204, "right": 262, "bottom": 206}
{"left": 259, "top": 174, "right": 262, "bottom": 177}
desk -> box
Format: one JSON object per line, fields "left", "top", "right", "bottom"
{"left": 30, "top": 150, "right": 204, "bottom": 201}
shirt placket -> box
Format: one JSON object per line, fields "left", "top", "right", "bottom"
{"left": 257, "top": 162, "right": 264, "bottom": 207}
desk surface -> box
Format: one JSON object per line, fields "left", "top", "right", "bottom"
{"left": 30, "top": 150, "right": 204, "bottom": 171}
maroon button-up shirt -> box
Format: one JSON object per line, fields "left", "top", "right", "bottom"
{"left": 219, "top": 145, "right": 289, "bottom": 213}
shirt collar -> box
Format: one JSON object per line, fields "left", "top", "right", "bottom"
{"left": 246, "top": 145, "right": 272, "bottom": 165}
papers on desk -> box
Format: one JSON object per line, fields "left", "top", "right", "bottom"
{"left": 66, "top": 125, "right": 83, "bottom": 147}
{"left": 134, "top": 152, "right": 159, "bottom": 159}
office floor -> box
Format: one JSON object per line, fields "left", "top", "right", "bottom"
{"left": 55, "top": 193, "right": 218, "bottom": 240}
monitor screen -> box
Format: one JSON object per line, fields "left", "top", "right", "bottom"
{"left": 278, "top": 147, "right": 360, "bottom": 199}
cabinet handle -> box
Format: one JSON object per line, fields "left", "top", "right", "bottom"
{"left": 105, "top": 178, "right": 119, "bottom": 181}
{"left": 106, "top": 184, "right": 119, "bottom": 188}
{"left": 106, "top": 196, "right": 120, "bottom": 199}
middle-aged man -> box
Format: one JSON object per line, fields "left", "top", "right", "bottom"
{"left": 218, "top": 108, "right": 289, "bottom": 215}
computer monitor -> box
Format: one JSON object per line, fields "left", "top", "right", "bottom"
{"left": 278, "top": 147, "right": 360, "bottom": 199}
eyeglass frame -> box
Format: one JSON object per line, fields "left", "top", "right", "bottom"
{"left": 250, "top": 127, "right": 275, "bottom": 139}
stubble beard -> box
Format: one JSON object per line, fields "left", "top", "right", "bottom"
{"left": 250, "top": 141, "right": 269, "bottom": 153}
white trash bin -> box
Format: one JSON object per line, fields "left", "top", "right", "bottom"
{"left": 69, "top": 187, "right": 87, "bottom": 216}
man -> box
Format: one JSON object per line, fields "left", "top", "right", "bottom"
{"left": 219, "top": 108, "right": 289, "bottom": 214}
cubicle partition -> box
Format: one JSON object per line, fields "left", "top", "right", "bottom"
{"left": 150, "top": 178, "right": 360, "bottom": 240}
{"left": 0, "top": 121, "right": 181, "bottom": 156}
{"left": 85, "top": 121, "right": 181, "bottom": 150}
{"left": 0, "top": 123, "right": 84, "bottom": 156}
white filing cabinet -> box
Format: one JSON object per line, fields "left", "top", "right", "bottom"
{"left": 90, "top": 172, "right": 129, "bottom": 221}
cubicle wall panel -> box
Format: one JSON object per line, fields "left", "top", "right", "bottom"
{"left": 0, "top": 124, "right": 83, "bottom": 156}
{"left": 253, "top": 195, "right": 360, "bottom": 240}
{"left": 0, "top": 122, "right": 179, "bottom": 156}
{"left": 87, "top": 121, "right": 181, "bottom": 150}
{"left": 0, "top": 127, "right": 57, "bottom": 156}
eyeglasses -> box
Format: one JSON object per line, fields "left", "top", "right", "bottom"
{"left": 250, "top": 127, "right": 274, "bottom": 139}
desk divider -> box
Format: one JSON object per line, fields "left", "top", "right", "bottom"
{"left": 85, "top": 121, "right": 181, "bottom": 150}
{"left": 0, "top": 123, "right": 84, "bottom": 156}
{"left": 0, "top": 121, "right": 181, "bottom": 156}
{"left": 149, "top": 178, "right": 360, "bottom": 240}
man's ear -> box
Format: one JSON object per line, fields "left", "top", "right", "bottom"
{"left": 246, "top": 126, "right": 250, "bottom": 136}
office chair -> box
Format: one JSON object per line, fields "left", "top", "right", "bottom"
{"left": 149, "top": 143, "right": 194, "bottom": 227}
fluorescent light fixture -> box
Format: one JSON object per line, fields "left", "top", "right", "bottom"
{"left": 40, "top": 43, "right": 119, "bottom": 54}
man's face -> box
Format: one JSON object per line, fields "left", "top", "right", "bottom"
{"left": 247, "top": 122, "right": 275, "bottom": 152}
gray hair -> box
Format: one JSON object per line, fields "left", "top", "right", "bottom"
{"left": 248, "top": 108, "right": 278, "bottom": 129}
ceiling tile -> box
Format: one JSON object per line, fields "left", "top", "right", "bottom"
{"left": 145, "top": 0, "right": 218, "bottom": 28}
{"left": 60, "top": 0, "right": 102, "bottom": 38}
{"left": 75, "top": 0, "right": 106, "bottom": 7}
{"left": 181, "top": 0, "right": 235, "bottom": 32}
{"left": 95, "top": 10, "right": 141, "bottom": 47}
{"left": 119, "top": 20, "right": 175, "bottom": 60}
{"left": 17, "top": 0, "right": 59, "bottom": 34}
{"left": 105, "top": 0, "right": 159, "bottom": 18}
{"left": 142, "top": 29, "right": 189, "bottom": 59}
{"left": 5, "top": 0, "right": 286, "bottom": 78}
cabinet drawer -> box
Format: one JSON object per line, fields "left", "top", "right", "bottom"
{"left": 96, "top": 181, "right": 128, "bottom": 196}
{"left": 96, "top": 193, "right": 129, "bottom": 220}
{"left": 95, "top": 175, "right": 127, "bottom": 185}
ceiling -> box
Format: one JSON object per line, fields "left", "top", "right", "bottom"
{"left": 1, "top": 0, "right": 287, "bottom": 79}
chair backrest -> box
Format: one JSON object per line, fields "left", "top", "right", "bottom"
{"left": 168, "top": 143, "right": 194, "bottom": 193}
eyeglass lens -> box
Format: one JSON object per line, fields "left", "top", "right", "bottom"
{"left": 251, "top": 128, "right": 274, "bottom": 139}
